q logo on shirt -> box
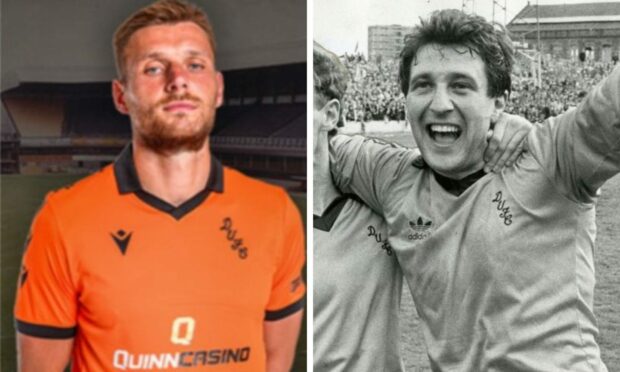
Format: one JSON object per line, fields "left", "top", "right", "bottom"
{"left": 171, "top": 317, "right": 196, "bottom": 346}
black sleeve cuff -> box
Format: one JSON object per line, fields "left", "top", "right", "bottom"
{"left": 15, "top": 319, "right": 77, "bottom": 339}
{"left": 264, "top": 296, "right": 305, "bottom": 321}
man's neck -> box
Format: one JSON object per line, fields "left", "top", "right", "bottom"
{"left": 132, "top": 140, "right": 212, "bottom": 207}
{"left": 313, "top": 134, "right": 340, "bottom": 216}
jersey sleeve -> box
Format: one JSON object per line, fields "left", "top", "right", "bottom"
{"left": 264, "top": 193, "right": 306, "bottom": 321}
{"left": 528, "top": 64, "right": 620, "bottom": 203}
{"left": 329, "top": 134, "right": 419, "bottom": 215}
{"left": 14, "top": 196, "right": 78, "bottom": 338}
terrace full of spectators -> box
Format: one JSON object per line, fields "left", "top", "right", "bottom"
{"left": 339, "top": 53, "right": 617, "bottom": 125}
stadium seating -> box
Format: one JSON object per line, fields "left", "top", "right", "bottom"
{"left": 213, "top": 103, "right": 305, "bottom": 137}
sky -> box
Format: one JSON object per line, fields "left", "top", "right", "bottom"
{"left": 314, "top": 0, "right": 619, "bottom": 56}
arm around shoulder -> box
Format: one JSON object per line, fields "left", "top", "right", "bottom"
{"left": 329, "top": 134, "right": 417, "bottom": 214}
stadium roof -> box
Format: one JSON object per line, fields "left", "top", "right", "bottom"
{"left": 509, "top": 2, "right": 620, "bottom": 25}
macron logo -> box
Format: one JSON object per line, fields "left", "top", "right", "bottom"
{"left": 111, "top": 230, "right": 132, "bottom": 255}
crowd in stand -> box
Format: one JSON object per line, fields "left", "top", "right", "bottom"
{"left": 341, "top": 54, "right": 405, "bottom": 122}
{"left": 508, "top": 59, "right": 616, "bottom": 122}
{"left": 340, "top": 52, "right": 617, "bottom": 124}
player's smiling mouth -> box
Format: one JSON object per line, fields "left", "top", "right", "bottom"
{"left": 427, "top": 124, "right": 462, "bottom": 145}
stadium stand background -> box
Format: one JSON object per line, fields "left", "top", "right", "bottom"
{"left": 1, "top": 0, "right": 306, "bottom": 191}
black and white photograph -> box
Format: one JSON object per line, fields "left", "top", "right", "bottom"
{"left": 314, "top": 0, "right": 620, "bottom": 371}
{"left": 2, "top": 1, "right": 306, "bottom": 371}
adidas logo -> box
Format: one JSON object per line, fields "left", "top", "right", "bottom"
{"left": 408, "top": 217, "right": 432, "bottom": 240}
{"left": 410, "top": 217, "right": 432, "bottom": 231}
{"left": 111, "top": 229, "right": 132, "bottom": 255}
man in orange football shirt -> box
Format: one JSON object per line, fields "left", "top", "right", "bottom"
{"left": 14, "top": 1, "right": 305, "bottom": 371}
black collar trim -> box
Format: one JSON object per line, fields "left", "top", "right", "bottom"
{"left": 113, "top": 145, "right": 224, "bottom": 220}
{"left": 313, "top": 195, "right": 359, "bottom": 232}
{"left": 433, "top": 168, "right": 487, "bottom": 196}
{"left": 411, "top": 155, "right": 487, "bottom": 196}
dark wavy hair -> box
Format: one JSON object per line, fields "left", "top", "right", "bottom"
{"left": 399, "top": 9, "right": 514, "bottom": 98}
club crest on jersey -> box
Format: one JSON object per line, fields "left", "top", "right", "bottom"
{"left": 491, "top": 191, "right": 513, "bottom": 226}
{"left": 111, "top": 229, "right": 132, "bottom": 255}
{"left": 367, "top": 225, "right": 394, "bottom": 256}
{"left": 220, "top": 217, "right": 248, "bottom": 259}
{"left": 408, "top": 217, "right": 433, "bottom": 240}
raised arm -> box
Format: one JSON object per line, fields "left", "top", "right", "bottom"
{"left": 528, "top": 64, "right": 620, "bottom": 202}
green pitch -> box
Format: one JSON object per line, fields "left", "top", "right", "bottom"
{"left": 1, "top": 174, "right": 307, "bottom": 372}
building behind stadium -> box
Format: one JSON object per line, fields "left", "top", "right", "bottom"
{"left": 368, "top": 25, "right": 414, "bottom": 62}
{"left": 507, "top": 1, "right": 620, "bottom": 62}
{"left": 1, "top": 0, "right": 306, "bottom": 192}
{"left": 364, "top": 2, "right": 620, "bottom": 65}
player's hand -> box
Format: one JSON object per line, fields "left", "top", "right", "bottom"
{"left": 484, "top": 113, "right": 533, "bottom": 173}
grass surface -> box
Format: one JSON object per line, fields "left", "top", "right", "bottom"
{"left": 1, "top": 174, "right": 307, "bottom": 372}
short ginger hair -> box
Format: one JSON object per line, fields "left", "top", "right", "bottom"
{"left": 113, "top": 0, "right": 216, "bottom": 80}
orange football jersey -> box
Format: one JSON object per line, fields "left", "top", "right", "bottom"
{"left": 14, "top": 146, "right": 306, "bottom": 371}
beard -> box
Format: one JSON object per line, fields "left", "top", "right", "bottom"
{"left": 132, "top": 93, "right": 215, "bottom": 154}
